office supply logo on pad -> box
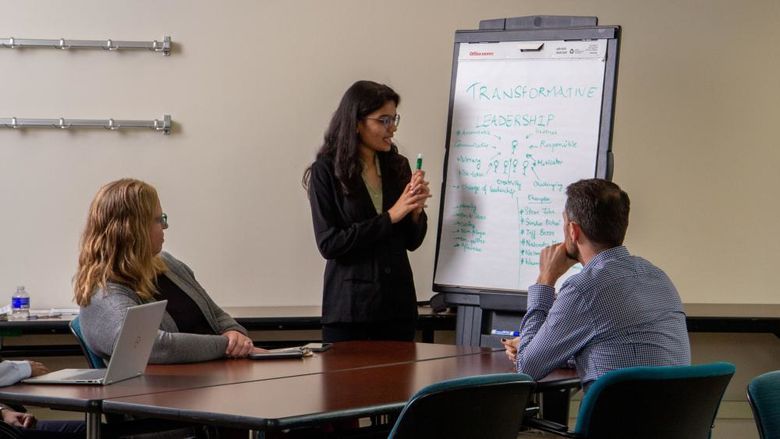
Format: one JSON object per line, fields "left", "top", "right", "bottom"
{"left": 469, "top": 50, "right": 494, "bottom": 57}
{"left": 23, "top": 301, "right": 166, "bottom": 385}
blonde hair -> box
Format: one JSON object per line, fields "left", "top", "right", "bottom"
{"left": 74, "top": 178, "right": 166, "bottom": 306}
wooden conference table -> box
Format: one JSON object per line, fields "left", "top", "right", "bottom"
{"left": 0, "top": 342, "right": 576, "bottom": 439}
{"left": 103, "top": 350, "right": 576, "bottom": 433}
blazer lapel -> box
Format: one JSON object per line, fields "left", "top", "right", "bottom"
{"left": 356, "top": 179, "right": 378, "bottom": 218}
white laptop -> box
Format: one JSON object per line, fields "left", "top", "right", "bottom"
{"left": 24, "top": 300, "right": 167, "bottom": 385}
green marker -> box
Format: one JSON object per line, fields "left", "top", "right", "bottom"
{"left": 416, "top": 153, "right": 423, "bottom": 170}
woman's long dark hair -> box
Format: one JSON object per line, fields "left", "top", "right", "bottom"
{"left": 303, "top": 80, "right": 400, "bottom": 194}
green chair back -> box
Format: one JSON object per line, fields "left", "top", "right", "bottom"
{"left": 748, "top": 370, "right": 780, "bottom": 439}
{"left": 388, "top": 373, "right": 535, "bottom": 439}
{"left": 574, "top": 362, "right": 735, "bottom": 439}
{"left": 69, "top": 316, "right": 106, "bottom": 369}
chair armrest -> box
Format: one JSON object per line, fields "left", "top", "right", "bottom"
{"left": 523, "top": 417, "right": 578, "bottom": 437}
{"left": 536, "top": 377, "right": 582, "bottom": 392}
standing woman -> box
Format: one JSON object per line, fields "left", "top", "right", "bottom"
{"left": 74, "top": 178, "right": 262, "bottom": 363}
{"left": 304, "top": 80, "right": 431, "bottom": 342}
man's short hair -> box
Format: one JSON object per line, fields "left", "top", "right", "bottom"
{"left": 565, "top": 179, "right": 630, "bottom": 248}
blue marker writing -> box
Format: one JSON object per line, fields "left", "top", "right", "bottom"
{"left": 490, "top": 329, "right": 520, "bottom": 337}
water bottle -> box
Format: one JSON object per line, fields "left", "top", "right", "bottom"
{"left": 11, "top": 286, "right": 30, "bottom": 320}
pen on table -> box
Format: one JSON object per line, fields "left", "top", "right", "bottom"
{"left": 490, "top": 329, "right": 520, "bottom": 337}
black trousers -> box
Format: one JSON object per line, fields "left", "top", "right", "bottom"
{"left": 322, "top": 320, "right": 416, "bottom": 343}
{"left": 11, "top": 420, "right": 85, "bottom": 439}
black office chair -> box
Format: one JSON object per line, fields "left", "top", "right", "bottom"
{"left": 524, "top": 362, "right": 736, "bottom": 439}
{"left": 386, "top": 373, "right": 535, "bottom": 439}
{"left": 748, "top": 370, "right": 780, "bottom": 439}
{"left": 68, "top": 316, "right": 106, "bottom": 369}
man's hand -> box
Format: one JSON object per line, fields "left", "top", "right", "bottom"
{"left": 28, "top": 361, "right": 48, "bottom": 377}
{"left": 222, "top": 330, "right": 254, "bottom": 358}
{"left": 537, "top": 243, "right": 577, "bottom": 286}
{"left": 501, "top": 337, "right": 520, "bottom": 363}
{"left": 1, "top": 408, "right": 36, "bottom": 428}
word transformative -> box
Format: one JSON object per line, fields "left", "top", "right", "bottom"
{"left": 465, "top": 82, "right": 599, "bottom": 101}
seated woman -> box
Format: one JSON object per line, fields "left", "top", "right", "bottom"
{"left": 74, "top": 178, "right": 265, "bottom": 363}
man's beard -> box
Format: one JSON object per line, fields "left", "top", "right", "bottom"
{"left": 564, "top": 240, "right": 579, "bottom": 262}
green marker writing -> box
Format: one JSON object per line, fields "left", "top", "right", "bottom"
{"left": 416, "top": 153, "right": 423, "bottom": 170}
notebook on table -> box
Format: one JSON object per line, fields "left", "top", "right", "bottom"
{"left": 249, "top": 346, "right": 314, "bottom": 360}
{"left": 23, "top": 300, "right": 167, "bottom": 385}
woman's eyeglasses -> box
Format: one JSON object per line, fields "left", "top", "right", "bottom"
{"left": 156, "top": 213, "right": 168, "bottom": 229}
{"left": 365, "top": 114, "right": 401, "bottom": 128}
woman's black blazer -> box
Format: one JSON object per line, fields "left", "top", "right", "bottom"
{"left": 307, "top": 152, "right": 427, "bottom": 324}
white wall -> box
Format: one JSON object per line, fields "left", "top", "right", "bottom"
{"left": 1, "top": 0, "right": 779, "bottom": 308}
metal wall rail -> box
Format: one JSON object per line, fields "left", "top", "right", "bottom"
{"left": 0, "top": 36, "right": 171, "bottom": 55}
{"left": 0, "top": 115, "right": 172, "bottom": 135}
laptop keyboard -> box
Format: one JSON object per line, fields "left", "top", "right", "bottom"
{"left": 69, "top": 370, "right": 106, "bottom": 380}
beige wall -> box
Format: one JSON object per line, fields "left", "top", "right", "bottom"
{"left": 1, "top": 0, "right": 779, "bottom": 308}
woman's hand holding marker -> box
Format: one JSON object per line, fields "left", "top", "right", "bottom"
{"left": 409, "top": 153, "right": 431, "bottom": 219}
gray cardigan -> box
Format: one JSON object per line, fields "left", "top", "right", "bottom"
{"left": 79, "top": 252, "right": 248, "bottom": 364}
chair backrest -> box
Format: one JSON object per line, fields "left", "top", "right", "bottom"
{"left": 69, "top": 315, "right": 106, "bottom": 368}
{"left": 748, "top": 370, "right": 780, "bottom": 439}
{"left": 387, "top": 373, "right": 535, "bottom": 439}
{"left": 0, "top": 422, "right": 24, "bottom": 439}
{"left": 575, "top": 362, "right": 736, "bottom": 439}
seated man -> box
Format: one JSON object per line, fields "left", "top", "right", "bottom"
{"left": 503, "top": 179, "right": 690, "bottom": 390}
{"left": 1, "top": 359, "right": 85, "bottom": 438}
{"left": 2, "top": 359, "right": 205, "bottom": 438}
{"left": 0, "top": 358, "right": 47, "bottom": 388}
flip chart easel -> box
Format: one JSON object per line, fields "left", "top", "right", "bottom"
{"left": 430, "top": 16, "right": 621, "bottom": 347}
